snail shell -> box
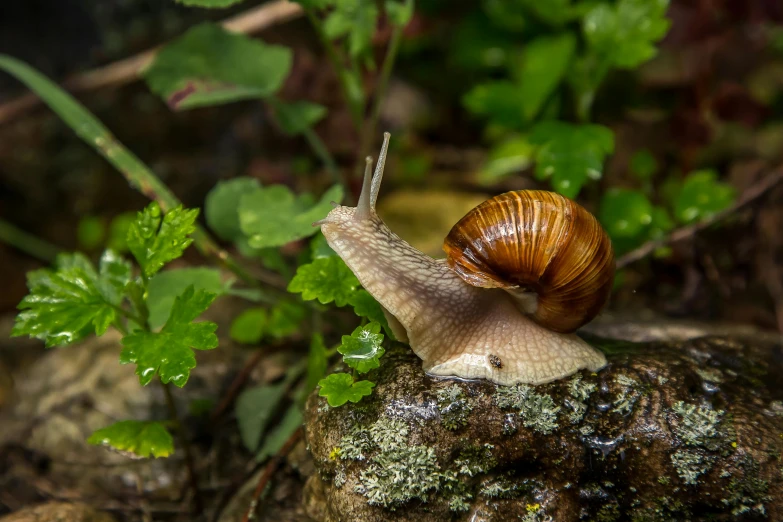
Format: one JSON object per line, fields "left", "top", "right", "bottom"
{"left": 443, "top": 190, "right": 615, "bottom": 333}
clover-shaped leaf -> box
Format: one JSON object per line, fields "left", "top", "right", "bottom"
{"left": 120, "top": 285, "right": 218, "bottom": 387}
{"left": 673, "top": 170, "right": 736, "bottom": 225}
{"left": 88, "top": 420, "right": 174, "bottom": 458}
{"left": 12, "top": 251, "right": 131, "bottom": 347}
{"left": 318, "top": 373, "right": 375, "bottom": 407}
{"left": 288, "top": 256, "right": 359, "bottom": 307}
{"left": 599, "top": 188, "right": 654, "bottom": 240}
{"left": 338, "top": 322, "right": 385, "bottom": 374}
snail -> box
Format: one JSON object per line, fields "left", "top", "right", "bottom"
{"left": 317, "top": 133, "right": 614, "bottom": 386}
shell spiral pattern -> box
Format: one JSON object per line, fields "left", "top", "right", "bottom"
{"left": 443, "top": 190, "right": 615, "bottom": 333}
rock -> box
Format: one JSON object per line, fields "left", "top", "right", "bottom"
{"left": 303, "top": 334, "right": 783, "bottom": 521}
{"left": 0, "top": 502, "right": 117, "bottom": 522}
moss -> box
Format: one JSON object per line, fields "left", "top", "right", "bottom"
{"left": 656, "top": 476, "right": 670, "bottom": 485}
{"left": 569, "top": 374, "right": 597, "bottom": 401}
{"left": 357, "top": 445, "right": 441, "bottom": 509}
{"left": 494, "top": 384, "right": 561, "bottom": 434}
{"left": 671, "top": 449, "right": 711, "bottom": 485}
{"left": 440, "top": 471, "right": 472, "bottom": 512}
{"left": 436, "top": 384, "right": 473, "bottom": 431}
{"left": 479, "top": 475, "right": 526, "bottom": 499}
{"left": 596, "top": 502, "right": 621, "bottom": 522}
{"left": 721, "top": 457, "right": 771, "bottom": 516}
{"left": 671, "top": 401, "right": 731, "bottom": 452}
{"left": 696, "top": 367, "right": 724, "bottom": 383}
{"left": 630, "top": 497, "right": 691, "bottom": 522}
{"left": 455, "top": 443, "right": 497, "bottom": 477}
{"left": 612, "top": 374, "right": 640, "bottom": 415}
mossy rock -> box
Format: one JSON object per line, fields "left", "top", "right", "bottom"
{"left": 303, "top": 335, "right": 783, "bottom": 521}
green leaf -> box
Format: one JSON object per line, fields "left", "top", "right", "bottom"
{"left": 12, "top": 251, "right": 131, "bottom": 347}
{"left": 348, "top": 290, "right": 393, "bottom": 338}
{"left": 230, "top": 307, "right": 266, "bottom": 344}
{"left": 175, "top": 0, "right": 245, "bottom": 7}
{"left": 77, "top": 216, "right": 106, "bottom": 250}
{"left": 479, "top": 136, "right": 535, "bottom": 183}
{"left": 673, "top": 170, "right": 736, "bottom": 225}
{"left": 288, "top": 256, "right": 359, "bottom": 307}
{"left": 386, "top": 0, "right": 414, "bottom": 27}
{"left": 599, "top": 188, "right": 654, "bottom": 239}
{"left": 127, "top": 202, "right": 199, "bottom": 279}
{"left": 146, "top": 267, "right": 225, "bottom": 330}
{"left": 323, "top": 1, "right": 378, "bottom": 57}
{"left": 271, "top": 100, "right": 327, "bottom": 136}
{"left": 120, "top": 285, "right": 218, "bottom": 387}
{"left": 510, "top": 34, "right": 575, "bottom": 121}
{"left": 235, "top": 383, "right": 287, "bottom": 452}
{"left": 630, "top": 149, "right": 658, "bottom": 181}
{"left": 528, "top": 121, "right": 614, "bottom": 198}
{"left": 88, "top": 420, "right": 174, "bottom": 458}
{"left": 306, "top": 333, "right": 328, "bottom": 393}
{"left": 291, "top": 0, "right": 334, "bottom": 8}
{"left": 205, "top": 177, "right": 261, "bottom": 241}
{"left": 583, "top": 0, "right": 671, "bottom": 69}
{"left": 239, "top": 184, "right": 343, "bottom": 249}
{"left": 144, "top": 23, "right": 293, "bottom": 110}
{"left": 107, "top": 212, "right": 136, "bottom": 253}
{"left": 256, "top": 406, "right": 303, "bottom": 461}
{"left": 266, "top": 301, "right": 307, "bottom": 339}
{"left": 463, "top": 81, "right": 527, "bottom": 130}
{"left": 318, "top": 373, "right": 375, "bottom": 407}
{"left": 310, "top": 232, "right": 337, "bottom": 259}
{"left": 338, "top": 322, "right": 385, "bottom": 373}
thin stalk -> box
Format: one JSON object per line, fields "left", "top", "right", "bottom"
{"left": 0, "top": 218, "right": 60, "bottom": 263}
{"left": 109, "top": 304, "right": 146, "bottom": 328}
{"left": 0, "top": 55, "right": 264, "bottom": 292}
{"left": 354, "top": 20, "right": 405, "bottom": 181}
{"left": 301, "top": 127, "right": 353, "bottom": 203}
{"left": 304, "top": 11, "right": 365, "bottom": 131}
{"left": 161, "top": 381, "right": 204, "bottom": 515}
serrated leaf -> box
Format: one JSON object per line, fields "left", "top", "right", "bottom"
{"left": 348, "top": 290, "right": 393, "bottom": 338}
{"left": 230, "top": 307, "right": 266, "bottom": 344}
{"left": 12, "top": 251, "right": 131, "bottom": 347}
{"left": 175, "top": 0, "right": 245, "bottom": 7}
{"left": 287, "top": 256, "right": 359, "bottom": 307}
{"left": 463, "top": 81, "right": 527, "bottom": 130}
{"left": 271, "top": 100, "right": 327, "bottom": 136}
{"left": 256, "top": 405, "right": 303, "bottom": 461}
{"left": 120, "top": 285, "right": 218, "bottom": 387}
{"left": 673, "top": 170, "right": 736, "bottom": 225}
{"left": 205, "top": 177, "right": 261, "bottom": 241}
{"left": 318, "top": 373, "right": 375, "bottom": 407}
{"left": 323, "top": 1, "right": 378, "bottom": 57}
{"left": 338, "top": 322, "right": 385, "bottom": 373}
{"left": 146, "top": 267, "right": 225, "bottom": 330}
{"left": 88, "top": 420, "right": 173, "bottom": 458}
{"left": 310, "top": 232, "right": 337, "bottom": 259}
{"left": 306, "top": 333, "right": 328, "bottom": 393}
{"left": 583, "top": 0, "right": 671, "bottom": 69}
{"left": 510, "top": 33, "right": 575, "bottom": 121}
{"left": 239, "top": 184, "right": 343, "bottom": 248}
{"left": 144, "top": 23, "right": 292, "bottom": 110}
{"left": 267, "top": 301, "right": 307, "bottom": 339}
{"left": 599, "top": 188, "right": 654, "bottom": 239}
{"left": 127, "top": 202, "right": 199, "bottom": 278}
{"left": 529, "top": 121, "right": 614, "bottom": 198}
{"left": 235, "top": 383, "right": 287, "bottom": 452}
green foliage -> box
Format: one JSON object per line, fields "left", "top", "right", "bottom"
{"left": 318, "top": 373, "right": 375, "bottom": 407}
{"left": 479, "top": 137, "right": 534, "bottom": 183}
{"left": 235, "top": 382, "right": 287, "bottom": 452}
{"left": 463, "top": 81, "right": 527, "bottom": 130}
{"left": 12, "top": 251, "right": 130, "bottom": 347}
{"left": 630, "top": 149, "right": 658, "bottom": 181}
{"left": 146, "top": 267, "right": 225, "bottom": 330}
{"left": 288, "top": 256, "right": 359, "bottom": 306}
{"left": 271, "top": 100, "right": 328, "bottom": 136}
{"left": 323, "top": 1, "right": 379, "bottom": 58}
{"left": 257, "top": 406, "right": 303, "bottom": 460}
{"left": 175, "top": 0, "right": 245, "bottom": 7}
{"left": 528, "top": 121, "right": 615, "bottom": 198}
{"left": 205, "top": 177, "right": 261, "bottom": 242}
{"left": 266, "top": 301, "right": 308, "bottom": 339}
{"left": 349, "top": 290, "right": 393, "bottom": 338}
{"left": 306, "top": 333, "right": 329, "bottom": 393}
{"left": 127, "top": 202, "right": 199, "bottom": 279}
{"left": 338, "top": 322, "right": 385, "bottom": 373}
{"left": 583, "top": 0, "right": 671, "bottom": 69}
{"left": 239, "top": 184, "right": 343, "bottom": 249}
{"left": 88, "top": 420, "right": 174, "bottom": 458}
{"left": 230, "top": 307, "right": 266, "bottom": 344}
{"left": 673, "top": 170, "right": 736, "bottom": 224}
{"left": 77, "top": 216, "right": 105, "bottom": 250}
{"left": 599, "top": 188, "right": 654, "bottom": 239}
{"left": 144, "top": 23, "right": 292, "bottom": 110}
{"left": 120, "top": 285, "right": 218, "bottom": 387}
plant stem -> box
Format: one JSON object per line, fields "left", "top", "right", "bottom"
{"left": 304, "top": 11, "right": 365, "bottom": 131}
{"left": 354, "top": 19, "right": 405, "bottom": 181}
{"left": 301, "top": 126, "right": 353, "bottom": 201}
{"left": 0, "top": 218, "right": 60, "bottom": 263}
{"left": 0, "top": 54, "right": 264, "bottom": 292}
{"left": 161, "top": 381, "right": 204, "bottom": 515}
{"left": 110, "top": 304, "right": 145, "bottom": 330}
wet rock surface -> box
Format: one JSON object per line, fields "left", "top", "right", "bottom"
{"left": 0, "top": 502, "right": 118, "bottom": 522}
{"left": 303, "top": 334, "right": 783, "bottom": 522}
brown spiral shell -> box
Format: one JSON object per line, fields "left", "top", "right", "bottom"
{"left": 443, "top": 190, "right": 615, "bottom": 333}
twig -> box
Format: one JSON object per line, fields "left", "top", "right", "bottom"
{"left": 616, "top": 169, "right": 783, "bottom": 269}
{"left": 0, "top": 218, "right": 61, "bottom": 262}
{"left": 0, "top": 1, "right": 304, "bottom": 126}
{"left": 161, "top": 381, "right": 204, "bottom": 516}
{"left": 241, "top": 426, "right": 303, "bottom": 522}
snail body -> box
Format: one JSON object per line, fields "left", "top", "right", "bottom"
{"left": 317, "top": 134, "right": 612, "bottom": 386}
